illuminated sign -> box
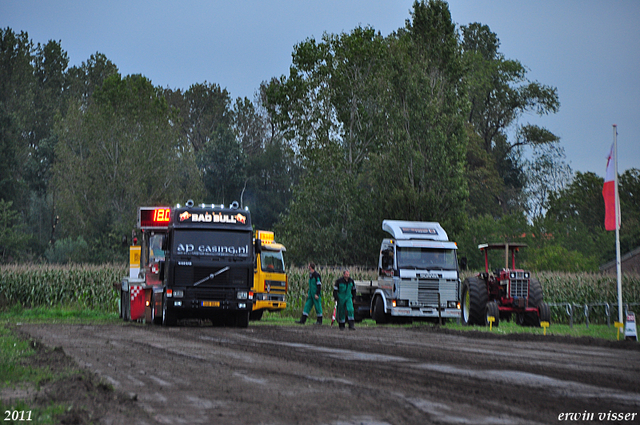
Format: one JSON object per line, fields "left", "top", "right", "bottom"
{"left": 179, "top": 211, "right": 247, "bottom": 224}
{"left": 139, "top": 207, "right": 171, "bottom": 229}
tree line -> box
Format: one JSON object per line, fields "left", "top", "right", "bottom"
{"left": 1, "top": 0, "right": 638, "bottom": 271}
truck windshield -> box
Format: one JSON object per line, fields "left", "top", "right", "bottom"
{"left": 396, "top": 247, "right": 457, "bottom": 270}
{"left": 172, "top": 230, "right": 251, "bottom": 258}
{"left": 261, "top": 250, "right": 285, "bottom": 273}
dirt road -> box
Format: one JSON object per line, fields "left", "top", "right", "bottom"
{"left": 15, "top": 323, "right": 640, "bottom": 424}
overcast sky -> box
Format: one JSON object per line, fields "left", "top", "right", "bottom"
{"left": 2, "top": 0, "right": 638, "bottom": 177}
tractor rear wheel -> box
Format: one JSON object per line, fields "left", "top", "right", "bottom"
{"left": 461, "top": 277, "right": 488, "bottom": 326}
{"left": 485, "top": 301, "right": 500, "bottom": 327}
{"left": 524, "top": 278, "right": 545, "bottom": 327}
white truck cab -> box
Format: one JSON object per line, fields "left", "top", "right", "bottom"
{"left": 355, "top": 220, "right": 461, "bottom": 324}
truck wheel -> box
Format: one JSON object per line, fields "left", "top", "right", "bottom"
{"left": 461, "top": 277, "right": 488, "bottom": 326}
{"left": 162, "top": 295, "right": 177, "bottom": 327}
{"left": 485, "top": 301, "right": 500, "bottom": 327}
{"left": 249, "top": 310, "right": 264, "bottom": 321}
{"left": 236, "top": 311, "right": 250, "bottom": 328}
{"left": 151, "top": 294, "right": 162, "bottom": 325}
{"left": 372, "top": 296, "right": 388, "bottom": 324}
{"left": 524, "top": 278, "right": 544, "bottom": 327}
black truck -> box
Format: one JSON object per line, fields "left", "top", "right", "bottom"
{"left": 159, "top": 200, "right": 254, "bottom": 327}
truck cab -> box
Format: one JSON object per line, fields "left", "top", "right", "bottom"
{"left": 355, "top": 220, "right": 461, "bottom": 324}
{"left": 251, "top": 230, "right": 288, "bottom": 320}
{"left": 160, "top": 201, "right": 254, "bottom": 327}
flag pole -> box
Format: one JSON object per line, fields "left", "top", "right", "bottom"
{"left": 613, "top": 124, "right": 623, "bottom": 324}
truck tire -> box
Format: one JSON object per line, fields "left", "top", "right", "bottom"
{"left": 461, "top": 277, "right": 488, "bottom": 326}
{"left": 236, "top": 311, "right": 250, "bottom": 328}
{"left": 485, "top": 301, "right": 500, "bottom": 327}
{"left": 372, "top": 296, "right": 388, "bottom": 324}
{"left": 151, "top": 294, "right": 162, "bottom": 325}
{"left": 162, "top": 295, "right": 177, "bottom": 327}
{"left": 249, "top": 310, "right": 264, "bottom": 321}
{"left": 524, "top": 278, "right": 544, "bottom": 327}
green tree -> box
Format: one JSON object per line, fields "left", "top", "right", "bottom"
{"left": 54, "top": 74, "right": 202, "bottom": 261}
{"left": 0, "top": 199, "right": 30, "bottom": 262}
{"left": 268, "top": 1, "right": 469, "bottom": 265}
{"left": 461, "top": 22, "right": 560, "bottom": 215}
{"left": 233, "top": 90, "right": 300, "bottom": 230}
{"left": 542, "top": 171, "right": 613, "bottom": 265}
{"left": 0, "top": 28, "right": 34, "bottom": 207}
{"left": 198, "top": 124, "right": 246, "bottom": 205}
{"left": 523, "top": 143, "right": 572, "bottom": 221}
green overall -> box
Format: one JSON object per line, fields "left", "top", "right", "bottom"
{"left": 303, "top": 270, "right": 323, "bottom": 318}
{"left": 334, "top": 277, "right": 355, "bottom": 323}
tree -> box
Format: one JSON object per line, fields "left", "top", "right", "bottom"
{"left": 233, "top": 89, "right": 300, "bottom": 229}
{"left": 54, "top": 74, "right": 203, "bottom": 261}
{"left": 523, "top": 143, "right": 573, "bottom": 221}
{"left": 0, "top": 199, "right": 30, "bottom": 262}
{"left": 267, "top": 1, "right": 469, "bottom": 265}
{"left": 461, "top": 22, "right": 560, "bottom": 215}
{"left": 542, "top": 172, "right": 613, "bottom": 264}
{"left": 197, "top": 124, "right": 246, "bottom": 205}
{"left": 0, "top": 28, "right": 34, "bottom": 207}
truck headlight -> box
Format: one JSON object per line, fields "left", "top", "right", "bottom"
{"left": 237, "top": 291, "right": 248, "bottom": 300}
{"left": 173, "top": 290, "right": 184, "bottom": 298}
{"left": 447, "top": 301, "right": 457, "bottom": 308}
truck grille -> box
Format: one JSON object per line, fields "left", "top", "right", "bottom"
{"left": 399, "top": 279, "right": 457, "bottom": 306}
{"left": 174, "top": 266, "right": 248, "bottom": 288}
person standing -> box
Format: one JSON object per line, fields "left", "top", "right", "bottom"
{"left": 333, "top": 269, "right": 356, "bottom": 330}
{"left": 297, "top": 263, "right": 323, "bottom": 325}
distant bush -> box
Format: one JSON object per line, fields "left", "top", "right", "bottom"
{"left": 44, "top": 237, "right": 90, "bottom": 264}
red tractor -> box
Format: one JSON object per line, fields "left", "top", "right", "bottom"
{"left": 461, "top": 243, "right": 550, "bottom": 327}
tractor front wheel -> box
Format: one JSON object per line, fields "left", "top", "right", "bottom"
{"left": 538, "top": 301, "right": 551, "bottom": 324}
{"left": 461, "top": 277, "right": 488, "bottom": 326}
{"left": 485, "top": 301, "right": 500, "bottom": 327}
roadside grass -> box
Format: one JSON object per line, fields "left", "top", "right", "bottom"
{"left": 0, "top": 307, "right": 120, "bottom": 424}
{"left": 255, "top": 310, "right": 629, "bottom": 341}
{"left": 1, "top": 304, "right": 120, "bottom": 324}
{"left": 0, "top": 322, "right": 74, "bottom": 425}
{"left": 441, "top": 320, "right": 626, "bottom": 341}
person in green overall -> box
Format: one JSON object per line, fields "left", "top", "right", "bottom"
{"left": 297, "top": 262, "right": 323, "bottom": 325}
{"left": 333, "top": 269, "right": 356, "bottom": 330}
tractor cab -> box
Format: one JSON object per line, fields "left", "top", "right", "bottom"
{"left": 461, "top": 242, "right": 550, "bottom": 327}
{"left": 479, "top": 243, "right": 530, "bottom": 309}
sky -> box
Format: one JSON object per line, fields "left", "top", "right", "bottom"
{"left": 1, "top": 0, "right": 638, "bottom": 177}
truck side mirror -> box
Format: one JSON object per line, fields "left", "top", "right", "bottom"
{"left": 161, "top": 235, "right": 168, "bottom": 251}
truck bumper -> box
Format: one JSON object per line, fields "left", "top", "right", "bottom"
{"left": 252, "top": 299, "right": 286, "bottom": 312}
{"left": 390, "top": 307, "right": 461, "bottom": 319}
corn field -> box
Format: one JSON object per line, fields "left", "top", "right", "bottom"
{"left": 0, "top": 264, "right": 125, "bottom": 313}
{"left": 1, "top": 264, "right": 638, "bottom": 325}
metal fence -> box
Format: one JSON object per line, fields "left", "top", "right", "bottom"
{"left": 547, "top": 302, "right": 640, "bottom": 328}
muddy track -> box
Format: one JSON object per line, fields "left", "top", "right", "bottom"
{"left": 15, "top": 323, "right": 640, "bottom": 425}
